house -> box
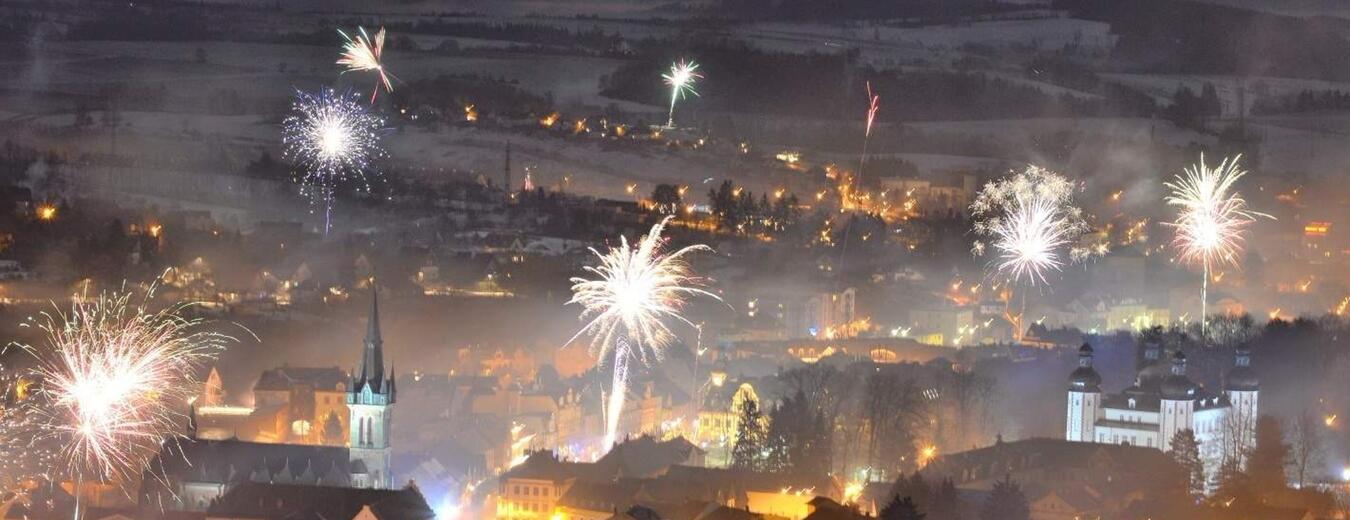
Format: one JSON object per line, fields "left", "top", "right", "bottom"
{"left": 921, "top": 437, "right": 1180, "bottom": 520}
{"left": 252, "top": 365, "right": 350, "bottom": 445}
{"left": 1030, "top": 487, "right": 1103, "bottom": 520}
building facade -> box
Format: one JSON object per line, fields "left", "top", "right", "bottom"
{"left": 143, "top": 290, "right": 398, "bottom": 510}
{"left": 1065, "top": 343, "right": 1258, "bottom": 485}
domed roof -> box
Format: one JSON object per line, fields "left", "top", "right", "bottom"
{"left": 1161, "top": 351, "right": 1197, "bottom": 400}
{"left": 1227, "top": 349, "right": 1258, "bottom": 391}
{"left": 1227, "top": 367, "right": 1259, "bottom": 391}
{"left": 1161, "top": 375, "right": 1199, "bottom": 400}
{"left": 1135, "top": 359, "right": 1169, "bottom": 390}
{"left": 1068, "top": 343, "right": 1101, "bottom": 392}
{"left": 1068, "top": 366, "right": 1102, "bottom": 392}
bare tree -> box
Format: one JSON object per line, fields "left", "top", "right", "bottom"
{"left": 1288, "top": 409, "right": 1323, "bottom": 488}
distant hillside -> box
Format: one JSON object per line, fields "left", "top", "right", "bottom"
{"left": 1058, "top": 0, "right": 1350, "bottom": 80}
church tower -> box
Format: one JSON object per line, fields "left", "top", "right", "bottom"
{"left": 1159, "top": 351, "right": 1198, "bottom": 451}
{"left": 1225, "top": 348, "right": 1259, "bottom": 456}
{"left": 348, "top": 290, "right": 396, "bottom": 489}
{"left": 1066, "top": 343, "right": 1102, "bottom": 442}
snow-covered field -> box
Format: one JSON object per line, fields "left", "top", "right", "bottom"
{"left": 745, "top": 17, "right": 1114, "bottom": 53}
{"left": 1102, "top": 73, "right": 1350, "bottom": 114}
{"left": 1, "top": 40, "right": 642, "bottom": 110}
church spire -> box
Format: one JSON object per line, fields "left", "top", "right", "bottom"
{"left": 356, "top": 288, "right": 385, "bottom": 393}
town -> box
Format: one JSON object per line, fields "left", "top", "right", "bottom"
{"left": 1, "top": 0, "right": 1349, "bottom": 519}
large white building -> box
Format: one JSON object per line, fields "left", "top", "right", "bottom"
{"left": 1065, "top": 343, "right": 1258, "bottom": 483}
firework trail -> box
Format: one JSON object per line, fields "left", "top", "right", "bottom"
{"left": 859, "top": 81, "right": 881, "bottom": 183}
{"left": 603, "top": 338, "right": 632, "bottom": 451}
{"left": 337, "top": 27, "right": 395, "bottom": 103}
{"left": 567, "top": 216, "right": 719, "bottom": 449}
{"left": 282, "top": 88, "right": 386, "bottom": 235}
{"left": 1164, "top": 154, "right": 1271, "bottom": 336}
{"left": 14, "top": 289, "right": 231, "bottom": 517}
{"left": 971, "top": 166, "right": 1095, "bottom": 341}
{"left": 662, "top": 60, "right": 702, "bottom": 128}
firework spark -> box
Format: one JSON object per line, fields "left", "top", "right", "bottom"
{"left": 0, "top": 364, "right": 56, "bottom": 491}
{"left": 282, "top": 88, "right": 386, "bottom": 234}
{"left": 662, "top": 59, "right": 702, "bottom": 128}
{"left": 864, "top": 82, "right": 880, "bottom": 138}
{"left": 337, "top": 27, "right": 395, "bottom": 103}
{"left": 567, "top": 216, "right": 719, "bottom": 449}
{"left": 1164, "top": 154, "right": 1271, "bottom": 333}
{"left": 858, "top": 81, "right": 881, "bottom": 184}
{"left": 19, "top": 290, "right": 230, "bottom": 489}
{"left": 971, "top": 166, "right": 1095, "bottom": 286}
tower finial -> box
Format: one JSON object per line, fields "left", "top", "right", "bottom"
{"left": 1171, "top": 350, "right": 1187, "bottom": 376}
{"left": 366, "top": 287, "right": 382, "bottom": 347}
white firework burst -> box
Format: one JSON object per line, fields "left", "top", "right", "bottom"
{"left": 970, "top": 165, "right": 1096, "bottom": 286}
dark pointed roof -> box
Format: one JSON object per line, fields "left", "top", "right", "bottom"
{"left": 353, "top": 289, "right": 388, "bottom": 396}
{"left": 205, "top": 482, "right": 434, "bottom": 520}
{"left": 140, "top": 437, "right": 353, "bottom": 505}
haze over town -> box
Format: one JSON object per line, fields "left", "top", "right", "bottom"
{"left": 1, "top": 1, "right": 1350, "bottom": 519}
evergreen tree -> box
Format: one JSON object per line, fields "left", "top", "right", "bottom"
{"left": 708, "top": 180, "right": 742, "bottom": 230}
{"left": 650, "top": 184, "right": 681, "bottom": 214}
{"left": 980, "top": 475, "right": 1029, "bottom": 520}
{"left": 890, "top": 472, "right": 930, "bottom": 511}
{"left": 1246, "top": 415, "right": 1290, "bottom": 496}
{"left": 1168, "top": 429, "right": 1206, "bottom": 502}
{"left": 926, "top": 478, "right": 960, "bottom": 520}
{"left": 322, "top": 412, "right": 345, "bottom": 444}
{"left": 731, "top": 397, "right": 766, "bottom": 471}
{"left": 880, "top": 495, "right": 925, "bottom": 520}
{"left": 1201, "top": 82, "right": 1222, "bottom": 117}
{"left": 764, "top": 390, "right": 831, "bottom": 478}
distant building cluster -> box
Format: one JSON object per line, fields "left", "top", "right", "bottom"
{"left": 1065, "top": 343, "right": 1259, "bottom": 486}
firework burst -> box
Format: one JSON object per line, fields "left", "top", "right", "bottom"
{"left": 282, "top": 88, "right": 386, "bottom": 234}
{"left": 337, "top": 27, "right": 395, "bottom": 103}
{"left": 971, "top": 165, "right": 1095, "bottom": 286}
{"left": 567, "top": 216, "right": 719, "bottom": 448}
{"left": 1164, "top": 154, "right": 1271, "bottom": 334}
{"left": 662, "top": 59, "right": 702, "bottom": 128}
{"left": 970, "top": 166, "right": 1095, "bottom": 343}
{"left": 18, "top": 290, "right": 231, "bottom": 487}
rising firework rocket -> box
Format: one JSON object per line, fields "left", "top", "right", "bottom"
{"left": 1164, "top": 154, "right": 1271, "bottom": 336}
{"left": 662, "top": 60, "right": 702, "bottom": 128}
{"left": 337, "top": 27, "right": 395, "bottom": 103}
{"left": 282, "top": 88, "right": 387, "bottom": 235}
{"left": 567, "top": 216, "right": 720, "bottom": 450}
{"left": 18, "top": 289, "right": 231, "bottom": 518}
{"left": 859, "top": 81, "right": 881, "bottom": 184}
